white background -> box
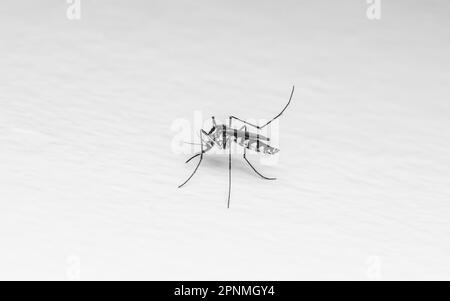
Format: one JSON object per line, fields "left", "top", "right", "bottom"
{"left": 1, "top": 0, "right": 449, "bottom": 280}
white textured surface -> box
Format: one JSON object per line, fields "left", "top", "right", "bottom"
{"left": 1, "top": 0, "right": 450, "bottom": 280}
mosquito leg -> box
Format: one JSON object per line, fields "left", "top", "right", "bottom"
{"left": 227, "top": 116, "right": 232, "bottom": 208}
{"left": 178, "top": 130, "right": 208, "bottom": 188}
{"left": 185, "top": 153, "right": 201, "bottom": 164}
{"left": 244, "top": 148, "right": 276, "bottom": 180}
{"left": 184, "top": 130, "right": 212, "bottom": 163}
{"left": 242, "top": 125, "right": 276, "bottom": 180}
{"left": 230, "top": 85, "right": 294, "bottom": 130}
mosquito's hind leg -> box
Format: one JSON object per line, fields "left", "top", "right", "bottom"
{"left": 230, "top": 85, "right": 294, "bottom": 130}
{"left": 242, "top": 126, "right": 276, "bottom": 180}
{"left": 243, "top": 148, "right": 277, "bottom": 180}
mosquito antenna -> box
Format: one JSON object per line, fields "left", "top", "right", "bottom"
{"left": 182, "top": 131, "right": 205, "bottom": 146}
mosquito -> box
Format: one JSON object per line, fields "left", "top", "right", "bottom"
{"left": 178, "top": 86, "right": 295, "bottom": 208}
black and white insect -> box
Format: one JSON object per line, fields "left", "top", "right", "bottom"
{"left": 179, "top": 86, "right": 295, "bottom": 208}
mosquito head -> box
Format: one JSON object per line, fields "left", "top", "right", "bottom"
{"left": 202, "top": 128, "right": 217, "bottom": 148}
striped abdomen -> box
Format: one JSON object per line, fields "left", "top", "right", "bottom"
{"left": 214, "top": 125, "right": 279, "bottom": 155}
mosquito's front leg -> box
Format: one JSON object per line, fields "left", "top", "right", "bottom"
{"left": 178, "top": 130, "right": 211, "bottom": 188}
{"left": 184, "top": 130, "right": 212, "bottom": 163}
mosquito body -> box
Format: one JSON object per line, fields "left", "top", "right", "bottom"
{"left": 179, "top": 86, "right": 295, "bottom": 208}
{"left": 205, "top": 124, "right": 279, "bottom": 155}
